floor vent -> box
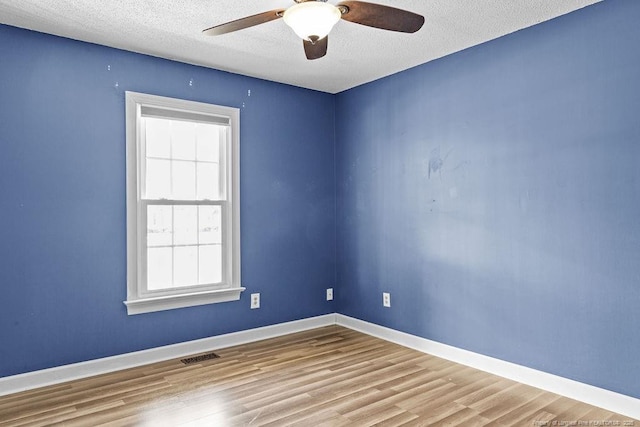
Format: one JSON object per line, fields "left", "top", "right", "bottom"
{"left": 181, "top": 352, "right": 220, "bottom": 365}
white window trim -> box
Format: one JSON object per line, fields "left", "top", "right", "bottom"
{"left": 124, "top": 91, "right": 243, "bottom": 315}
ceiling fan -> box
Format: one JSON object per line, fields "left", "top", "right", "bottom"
{"left": 203, "top": 0, "right": 425, "bottom": 60}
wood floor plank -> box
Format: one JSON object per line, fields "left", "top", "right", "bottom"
{"left": 372, "top": 410, "right": 420, "bottom": 427}
{"left": 410, "top": 400, "right": 473, "bottom": 425}
{"left": 0, "top": 326, "right": 636, "bottom": 426}
{"left": 433, "top": 405, "right": 483, "bottom": 426}
{"left": 483, "top": 392, "right": 562, "bottom": 426}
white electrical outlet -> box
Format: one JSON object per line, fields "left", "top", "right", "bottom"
{"left": 383, "top": 292, "right": 391, "bottom": 307}
{"left": 251, "top": 293, "right": 260, "bottom": 309}
{"left": 326, "top": 288, "right": 333, "bottom": 301}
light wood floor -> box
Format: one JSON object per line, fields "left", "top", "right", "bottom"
{"left": 0, "top": 326, "right": 636, "bottom": 426}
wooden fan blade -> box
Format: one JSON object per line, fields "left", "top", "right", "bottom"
{"left": 203, "top": 10, "right": 284, "bottom": 36}
{"left": 303, "top": 36, "right": 328, "bottom": 60}
{"left": 338, "top": 1, "right": 424, "bottom": 33}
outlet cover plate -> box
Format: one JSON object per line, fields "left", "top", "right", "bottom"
{"left": 383, "top": 292, "right": 391, "bottom": 307}
{"left": 251, "top": 293, "right": 260, "bottom": 309}
{"left": 326, "top": 288, "right": 333, "bottom": 301}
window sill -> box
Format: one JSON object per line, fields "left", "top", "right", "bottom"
{"left": 124, "top": 287, "right": 245, "bottom": 315}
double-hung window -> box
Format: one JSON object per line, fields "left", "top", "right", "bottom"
{"left": 125, "top": 92, "right": 242, "bottom": 315}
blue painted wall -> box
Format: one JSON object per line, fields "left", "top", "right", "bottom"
{"left": 335, "top": 1, "right": 640, "bottom": 399}
{"left": 0, "top": 24, "right": 336, "bottom": 377}
{"left": 2, "top": 0, "right": 639, "bottom": 402}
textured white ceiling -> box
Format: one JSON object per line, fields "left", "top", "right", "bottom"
{"left": 0, "top": 0, "right": 600, "bottom": 93}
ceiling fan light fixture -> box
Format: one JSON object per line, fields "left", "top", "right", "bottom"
{"left": 283, "top": 2, "right": 341, "bottom": 41}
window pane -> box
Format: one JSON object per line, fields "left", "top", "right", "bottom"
{"left": 127, "top": 92, "right": 240, "bottom": 315}
{"left": 174, "top": 246, "right": 198, "bottom": 287}
{"left": 197, "top": 162, "right": 219, "bottom": 200}
{"left": 174, "top": 206, "right": 197, "bottom": 245}
{"left": 171, "top": 120, "right": 196, "bottom": 161}
{"left": 147, "top": 206, "right": 172, "bottom": 247}
{"left": 199, "top": 244, "right": 222, "bottom": 284}
{"left": 172, "top": 161, "right": 196, "bottom": 200}
{"left": 147, "top": 247, "right": 172, "bottom": 290}
{"left": 199, "top": 206, "right": 221, "bottom": 244}
{"left": 145, "top": 159, "right": 171, "bottom": 200}
{"left": 145, "top": 118, "right": 171, "bottom": 159}
{"left": 196, "top": 124, "right": 220, "bottom": 162}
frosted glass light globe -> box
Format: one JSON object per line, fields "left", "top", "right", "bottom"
{"left": 283, "top": 2, "right": 342, "bottom": 41}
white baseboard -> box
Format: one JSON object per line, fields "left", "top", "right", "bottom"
{"left": 2, "top": 312, "right": 638, "bottom": 421}
{"left": 335, "top": 314, "right": 640, "bottom": 421}
{"left": 0, "top": 314, "right": 336, "bottom": 397}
